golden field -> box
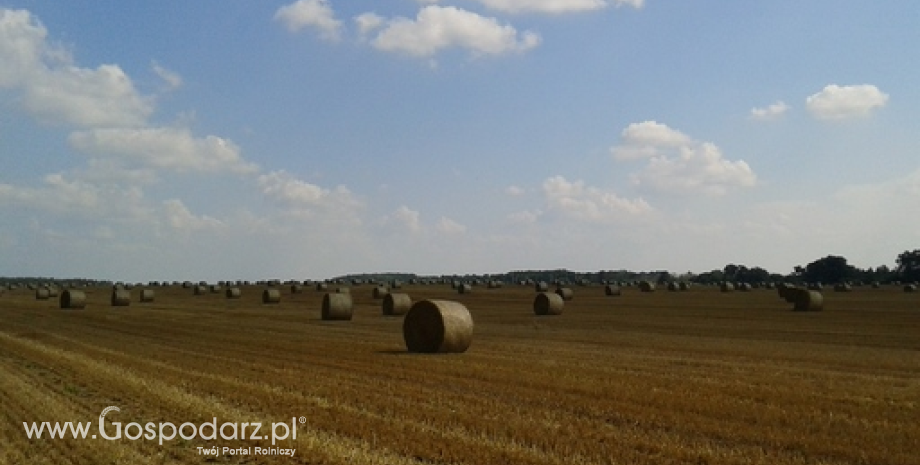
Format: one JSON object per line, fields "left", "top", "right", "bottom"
{"left": 0, "top": 282, "right": 918, "bottom": 464}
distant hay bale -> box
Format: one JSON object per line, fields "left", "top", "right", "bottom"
{"left": 315, "top": 282, "right": 328, "bottom": 292}
{"left": 35, "top": 287, "right": 50, "bottom": 300}
{"left": 808, "top": 282, "right": 823, "bottom": 291}
{"left": 487, "top": 280, "right": 503, "bottom": 289}
{"left": 262, "top": 289, "right": 281, "bottom": 304}
{"left": 457, "top": 283, "right": 472, "bottom": 294}
{"left": 139, "top": 289, "right": 155, "bottom": 303}
{"left": 111, "top": 289, "right": 131, "bottom": 307}
{"left": 335, "top": 287, "right": 350, "bottom": 294}
{"left": 225, "top": 287, "right": 242, "bottom": 299}
{"left": 720, "top": 282, "right": 735, "bottom": 292}
{"left": 871, "top": 281, "right": 881, "bottom": 289}
{"left": 738, "top": 283, "right": 752, "bottom": 292}
{"left": 194, "top": 285, "right": 207, "bottom": 295}
{"left": 47, "top": 287, "right": 60, "bottom": 297}
{"left": 679, "top": 282, "right": 690, "bottom": 291}
{"left": 604, "top": 284, "right": 621, "bottom": 296}
{"left": 290, "top": 284, "right": 303, "bottom": 294}
{"left": 534, "top": 281, "right": 549, "bottom": 292}
{"left": 383, "top": 293, "right": 412, "bottom": 316}
{"left": 403, "top": 300, "right": 473, "bottom": 353}
{"left": 777, "top": 283, "right": 798, "bottom": 302}
{"left": 209, "top": 284, "right": 221, "bottom": 293}
{"left": 372, "top": 286, "right": 389, "bottom": 299}
{"left": 834, "top": 283, "right": 852, "bottom": 292}
{"left": 533, "top": 292, "right": 564, "bottom": 316}
{"left": 905, "top": 284, "right": 917, "bottom": 293}
{"left": 60, "top": 290, "right": 86, "bottom": 309}
{"left": 555, "top": 287, "right": 574, "bottom": 301}
{"left": 792, "top": 289, "right": 824, "bottom": 312}
{"left": 322, "top": 293, "right": 353, "bottom": 321}
{"left": 638, "top": 281, "right": 656, "bottom": 293}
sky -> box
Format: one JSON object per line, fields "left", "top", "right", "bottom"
{"left": 1, "top": 0, "right": 918, "bottom": 282}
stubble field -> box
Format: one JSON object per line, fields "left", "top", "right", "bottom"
{"left": 0, "top": 282, "right": 918, "bottom": 465}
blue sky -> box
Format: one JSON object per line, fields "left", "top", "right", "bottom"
{"left": 1, "top": 0, "right": 918, "bottom": 281}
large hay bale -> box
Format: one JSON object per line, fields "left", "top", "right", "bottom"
{"left": 60, "top": 290, "right": 86, "bottom": 309}
{"left": 638, "top": 281, "right": 656, "bottom": 293}
{"left": 555, "top": 287, "right": 574, "bottom": 301}
{"left": 720, "top": 282, "right": 735, "bottom": 292}
{"left": 262, "top": 289, "right": 281, "bottom": 304}
{"left": 35, "top": 287, "right": 50, "bottom": 300}
{"left": 777, "top": 283, "right": 798, "bottom": 302}
{"left": 534, "top": 281, "right": 549, "bottom": 292}
{"left": 372, "top": 286, "right": 389, "bottom": 299}
{"left": 209, "top": 284, "right": 222, "bottom": 293}
{"left": 111, "top": 289, "right": 131, "bottom": 307}
{"left": 335, "top": 287, "right": 350, "bottom": 294}
{"left": 457, "top": 283, "right": 472, "bottom": 294}
{"left": 139, "top": 289, "right": 155, "bottom": 303}
{"left": 226, "top": 287, "right": 242, "bottom": 299}
{"left": 403, "top": 300, "right": 473, "bottom": 353}
{"left": 383, "top": 293, "right": 412, "bottom": 316}
{"left": 47, "top": 287, "right": 60, "bottom": 297}
{"left": 322, "top": 293, "right": 353, "bottom": 320}
{"left": 533, "top": 292, "right": 564, "bottom": 316}
{"left": 905, "top": 284, "right": 917, "bottom": 293}
{"left": 604, "top": 284, "right": 621, "bottom": 296}
{"left": 792, "top": 289, "right": 824, "bottom": 312}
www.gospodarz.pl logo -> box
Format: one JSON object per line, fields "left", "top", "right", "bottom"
{"left": 24, "top": 405, "right": 303, "bottom": 456}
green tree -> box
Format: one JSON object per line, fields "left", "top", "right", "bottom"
{"left": 895, "top": 250, "right": 920, "bottom": 282}
{"left": 800, "top": 255, "right": 857, "bottom": 284}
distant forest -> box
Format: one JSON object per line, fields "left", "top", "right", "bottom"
{"left": 3, "top": 250, "right": 919, "bottom": 287}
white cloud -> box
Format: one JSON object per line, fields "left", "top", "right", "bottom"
{"left": 750, "top": 101, "right": 789, "bottom": 121}
{"left": 152, "top": 61, "right": 182, "bottom": 91}
{"left": 611, "top": 121, "right": 692, "bottom": 160}
{"left": 0, "top": 9, "right": 153, "bottom": 128}
{"left": 370, "top": 6, "right": 540, "bottom": 57}
{"left": 542, "top": 175, "right": 652, "bottom": 222}
{"left": 436, "top": 216, "right": 467, "bottom": 234}
{"left": 274, "top": 0, "right": 342, "bottom": 40}
{"left": 611, "top": 121, "right": 757, "bottom": 196}
{"left": 256, "top": 170, "right": 363, "bottom": 222}
{"left": 472, "top": 0, "right": 608, "bottom": 14}
{"left": 163, "top": 199, "right": 224, "bottom": 231}
{"left": 629, "top": 143, "right": 757, "bottom": 196}
{"left": 507, "top": 209, "right": 541, "bottom": 224}
{"left": 505, "top": 185, "right": 525, "bottom": 196}
{"left": 806, "top": 84, "right": 889, "bottom": 120}
{"left": 68, "top": 127, "right": 258, "bottom": 175}
{"left": 354, "top": 12, "right": 385, "bottom": 37}
{"left": 391, "top": 205, "right": 423, "bottom": 233}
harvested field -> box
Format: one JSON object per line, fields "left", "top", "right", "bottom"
{"left": 0, "top": 283, "right": 918, "bottom": 464}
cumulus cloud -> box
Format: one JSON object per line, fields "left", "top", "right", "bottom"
{"left": 472, "top": 0, "right": 608, "bottom": 14}
{"left": 274, "top": 0, "right": 342, "bottom": 40}
{"left": 163, "top": 199, "right": 224, "bottom": 231}
{"left": 354, "top": 12, "right": 385, "bottom": 37}
{"left": 611, "top": 121, "right": 757, "bottom": 196}
{"left": 750, "top": 101, "right": 789, "bottom": 121}
{"left": 391, "top": 205, "right": 423, "bottom": 233}
{"left": 370, "top": 6, "right": 540, "bottom": 57}
{"left": 542, "top": 175, "right": 652, "bottom": 222}
{"left": 256, "top": 170, "right": 362, "bottom": 221}
{"left": 436, "top": 216, "right": 467, "bottom": 234}
{"left": 68, "top": 127, "right": 258, "bottom": 175}
{"left": 806, "top": 84, "right": 889, "bottom": 120}
{"left": 0, "top": 9, "right": 153, "bottom": 128}
{"left": 505, "top": 185, "right": 526, "bottom": 196}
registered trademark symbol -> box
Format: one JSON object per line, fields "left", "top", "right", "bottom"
{"left": 299, "top": 416, "right": 307, "bottom": 424}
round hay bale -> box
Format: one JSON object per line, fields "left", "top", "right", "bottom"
{"left": 225, "top": 287, "right": 241, "bottom": 299}
{"left": 194, "top": 285, "right": 207, "bottom": 295}
{"left": 871, "top": 281, "right": 881, "bottom": 289}
{"left": 262, "top": 289, "right": 281, "bottom": 304}
{"left": 315, "top": 282, "right": 328, "bottom": 292}
{"left": 209, "top": 284, "right": 221, "bottom": 293}
{"left": 457, "top": 283, "right": 472, "bottom": 294}
{"left": 322, "top": 293, "right": 353, "bottom": 321}
{"left": 834, "top": 283, "right": 852, "bottom": 292}
{"left": 35, "top": 287, "right": 50, "bottom": 300}
{"left": 738, "top": 283, "right": 752, "bottom": 292}
{"left": 335, "top": 287, "right": 350, "bottom": 294}
{"left": 139, "top": 289, "right": 155, "bottom": 303}
{"left": 403, "top": 300, "right": 473, "bottom": 353}
{"left": 604, "top": 284, "right": 621, "bottom": 296}
{"left": 905, "top": 284, "right": 917, "bottom": 293}
{"left": 534, "top": 281, "right": 549, "bottom": 292}
{"left": 533, "top": 292, "right": 564, "bottom": 316}
{"left": 638, "top": 281, "right": 656, "bottom": 293}
{"left": 808, "top": 282, "right": 823, "bottom": 291}
{"left": 679, "top": 282, "right": 690, "bottom": 291}
{"left": 111, "top": 289, "right": 131, "bottom": 307}
{"left": 667, "top": 282, "right": 678, "bottom": 292}
{"left": 792, "top": 289, "right": 823, "bottom": 312}
{"left": 290, "top": 284, "right": 303, "bottom": 294}
{"left": 372, "top": 286, "right": 389, "bottom": 299}
{"left": 60, "top": 290, "right": 86, "bottom": 309}
{"left": 555, "top": 287, "right": 574, "bottom": 301}
{"left": 383, "top": 293, "right": 412, "bottom": 316}
{"left": 47, "top": 287, "right": 60, "bottom": 297}
{"left": 720, "top": 282, "right": 735, "bottom": 292}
